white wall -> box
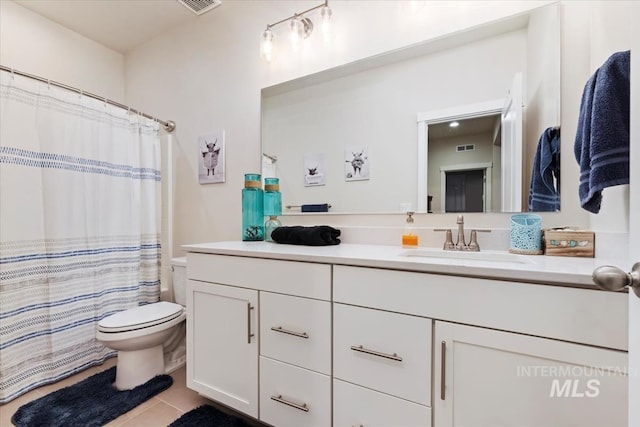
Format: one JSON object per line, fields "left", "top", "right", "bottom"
{"left": 127, "top": 0, "right": 586, "bottom": 253}
{"left": 0, "top": 0, "right": 124, "bottom": 101}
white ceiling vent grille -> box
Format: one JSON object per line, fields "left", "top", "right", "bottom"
{"left": 456, "top": 144, "right": 476, "bottom": 152}
{"left": 177, "top": 0, "right": 222, "bottom": 16}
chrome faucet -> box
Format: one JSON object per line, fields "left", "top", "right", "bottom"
{"left": 435, "top": 215, "right": 491, "bottom": 252}
{"left": 455, "top": 215, "right": 466, "bottom": 250}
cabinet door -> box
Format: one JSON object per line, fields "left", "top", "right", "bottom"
{"left": 186, "top": 280, "right": 258, "bottom": 418}
{"left": 434, "top": 321, "right": 628, "bottom": 427}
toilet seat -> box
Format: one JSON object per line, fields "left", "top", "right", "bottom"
{"left": 98, "top": 301, "right": 184, "bottom": 333}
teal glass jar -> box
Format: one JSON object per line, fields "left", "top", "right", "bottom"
{"left": 263, "top": 177, "right": 282, "bottom": 217}
{"left": 242, "top": 173, "right": 264, "bottom": 241}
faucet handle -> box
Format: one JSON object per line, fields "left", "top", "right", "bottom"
{"left": 434, "top": 228, "right": 456, "bottom": 250}
{"left": 443, "top": 229, "right": 455, "bottom": 250}
{"left": 467, "top": 229, "right": 491, "bottom": 252}
{"left": 467, "top": 230, "right": 480, "bottom": 251}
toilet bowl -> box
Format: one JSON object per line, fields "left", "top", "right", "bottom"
{"left": 96, "top": 257, "right": 187, "bottom": 390}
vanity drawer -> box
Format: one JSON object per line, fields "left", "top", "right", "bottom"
{"left": 333, "top": 379, "right": 432, "bottom": 427}
{"left": 260, "top": 292, "right": 331, "bottom": 375}
{"left": 333, "top": 265, "right": 628, "bottom": 351}
{"left": 259, "top": 356, "right": 331, "bottom": 427}
{"left": 187, "top": 253, "right": 330, "bottom": 300}
{"left": 333, "top": 303, "right": 432, "bottom": 405}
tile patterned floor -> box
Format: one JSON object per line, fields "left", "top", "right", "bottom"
{"left": 0, "top": 359, "right": 262, "bottom": 427}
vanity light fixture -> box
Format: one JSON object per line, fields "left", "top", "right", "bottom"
{"left": 260, "top": 0, "right": 332, "bottom": 62}
{"left": 260, "top": 27, "right": 274, "bottom": 62}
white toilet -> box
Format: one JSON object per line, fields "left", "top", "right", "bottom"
{"left": 96, "top": 257, "right": 187, "bottom": 390}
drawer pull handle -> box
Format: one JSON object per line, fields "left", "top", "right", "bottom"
{"left": 271, "top": 326, "right": 309, "bottom": 339}
{"left": 270, "top": 394, "right": 310, "bottom": 412}
{"left": 441, "top": 340, "right": 446, "bottom": 400}
{"left": 270, "top": 326, "right": 309, "bottom": 339}
{"left": 247, "top": 303, "right": 254, "bottom": 344}
{"left": 350, "top": 345, "right": 403, "bottom": 362}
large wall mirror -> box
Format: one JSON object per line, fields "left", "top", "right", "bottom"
{"left": 261, "top": 3, "right": 560, "bottom": 214}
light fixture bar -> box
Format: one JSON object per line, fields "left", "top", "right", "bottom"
{"left": 265, "top": 0, "right": 328, "bottom": 30}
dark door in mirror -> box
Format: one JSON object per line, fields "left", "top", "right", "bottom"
{"left": 445, "top": 169, "right": 484, "bottom": 213}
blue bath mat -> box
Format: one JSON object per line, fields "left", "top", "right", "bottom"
{"left": 168, "top": 404, "right": 254, "bottom": 427}
{"left": 11, "top": 366, "right": 172, "bottom": 427}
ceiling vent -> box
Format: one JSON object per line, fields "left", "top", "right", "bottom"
{"left": 456, "top": 144, "right": 476, "bottom": 152}
{"left": 177, "top": 0, "right": 222, "bottom": 16}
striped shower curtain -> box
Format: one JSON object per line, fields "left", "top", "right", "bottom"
{"left": 0, "top": 71, "right": 162, "bottom": 403}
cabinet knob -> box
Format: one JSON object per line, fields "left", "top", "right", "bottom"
{"left": 592, "top": 263, "right": 640, "bottom": 298}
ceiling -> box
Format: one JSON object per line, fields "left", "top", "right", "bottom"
{"left": 13, "top": 0, "right": 209, "bottom": 53}
{"left": 429, "top": 114, "right": 501, "bottom": 140}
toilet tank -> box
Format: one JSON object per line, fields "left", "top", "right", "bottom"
{"left": 171, "top": 257, "right": 187, "bottom": 306}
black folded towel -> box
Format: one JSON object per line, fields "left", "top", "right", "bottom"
{"left": 271, "top": 226, "right": 341, "bottom": 246}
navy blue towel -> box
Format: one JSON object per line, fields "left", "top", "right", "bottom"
{"left": 574, "top": 50, "right": 630, "bottom": 213}
{"left": 529, "top": 127, "right": 560, "bottom": 211}
{"left": 301, "top": 203, "right": 330, "bottom": 212}
{"left": 271, "top": 225, "right": 341, "bottom": 246}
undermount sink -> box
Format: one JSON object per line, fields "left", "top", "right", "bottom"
{"left": 399, "top": 249, "right": 534, "bottom": 265}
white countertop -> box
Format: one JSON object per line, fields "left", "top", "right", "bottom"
{"left": 182, "top": 241, "right": 628, "bottom": 289}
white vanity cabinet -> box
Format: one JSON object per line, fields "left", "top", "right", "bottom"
{"left": 186, "top": 279, "right": 259, "bottom": 417}
{"left": 334, "top": 264, "right": 629, "bottom": 427}
{"left": 434, "top": 321, "right": 628, "bottom": 427}
{"left": 185, "top": 252, "right": 332, "bottom": 424}
{"left": 185, "top": 243, "right": 629, "bottom": 427}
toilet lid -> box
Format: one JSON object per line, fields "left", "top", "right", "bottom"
{"left": 98, "top": 301, "right": 184, "bottom": 332}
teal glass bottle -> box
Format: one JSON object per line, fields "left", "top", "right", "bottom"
{"left": 263, "top": 178, "right": 282, "bottom": 242}
{"left": 263, "top": 178, "right": 282, "bottom": 217}
{"left": 242, "top": 173, "right": 264, "bottom": 241}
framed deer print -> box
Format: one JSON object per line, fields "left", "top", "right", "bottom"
{"left": 303, "top": 153, "right": 326, "bottom": 187}
{"left": 344, "top": 146, "right": 370, "bottom": 181}
{"left": 198, "top": 130, "right": 225, "bottom": 184}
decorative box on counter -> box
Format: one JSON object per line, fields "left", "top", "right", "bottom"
{"left": 543, "top": 228, "right": 595, "bottom": 258}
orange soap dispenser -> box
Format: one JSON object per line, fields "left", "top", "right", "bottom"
{"left": 402, "top": 211, "right": 419, "bottom": 248}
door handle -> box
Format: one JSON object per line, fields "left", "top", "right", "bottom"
{"left": 592, "top": 262, "right": 640, "bottom": 298}
{"left": 247, "top": 303, "right": 254, "bottom": 343}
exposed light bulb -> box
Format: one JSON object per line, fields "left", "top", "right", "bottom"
{"left": 449, "top": 121, "right": 460, "bottom": 128}
{"left": 260, "top": 28, "right": 274, "bottom": 62}
{"left": 320, "top": 4, "right": 332, "bottom": 43}
{"left": 290, "top": 16, "right": 302, "bottom": 52}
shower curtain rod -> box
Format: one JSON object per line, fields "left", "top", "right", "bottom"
{"left": 0, "top": 65, "right": 176, "bottom": 133}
